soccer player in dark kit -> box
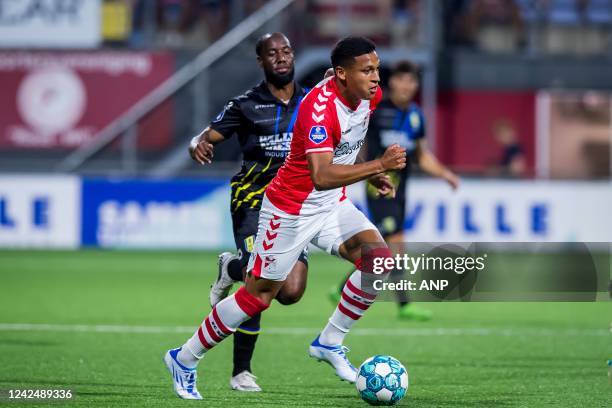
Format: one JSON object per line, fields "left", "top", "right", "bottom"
{"left": 187, "top": 32, "right": 309, "bottom": 393}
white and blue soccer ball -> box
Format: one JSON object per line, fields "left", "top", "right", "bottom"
{"left": 356, "top": 355, "right": 408, "bottom": 406}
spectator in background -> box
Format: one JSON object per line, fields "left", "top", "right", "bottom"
{"left": 444, "top": 0, "right": 473, "bottom": 46}
{"left": 155, "top": 0, "right": 230, "bottom": 48}
{"left": 283, "top": 0, "right": 314, "bottom": 51}
{"left": 129, "top": 0, "right": 148, "bottom": 47}
{"left": 306, "top": 0, "right": 392, "bottom": 45}
{"left": 491, "top": 119, "right": 526, "bottom": 177}
{"left": 156, "top": 0, "right": 185, "bottom": 46}
{"left": 389, "top": 0, "right": 423, "bottom": 46}
{"left": 465, "top": 0, "right": 525, "bottom": 52}
{"left": 540, "top": 0, "right": 612, "bottom": 55}
{"left": 194, "top": 0, "right": 230, "bottom": 42}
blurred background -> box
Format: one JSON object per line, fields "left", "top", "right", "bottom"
{"left": 0, "top": 0, "right": 610, "bottom": 250}
{"left": 1, "top": 5, "right": 609, "bottom": 404}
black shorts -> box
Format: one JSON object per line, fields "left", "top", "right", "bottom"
{"left": 231, "top": 207, "right": 308, "bottom": 269}
{"left": 366, "top": 197, "right": 406, "bottom": 238}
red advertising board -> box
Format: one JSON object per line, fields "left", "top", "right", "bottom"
{"left": 0, "top": 51, "right": 174, "bottom": 150}
{"left": 436, "top": 90, "right": 536, "bottom": 175}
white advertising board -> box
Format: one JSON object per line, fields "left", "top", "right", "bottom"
{"left": 0, "top": 0, "right": 100, "bottom": 48}
{"left": 347, "top": 179, "right": 611, "bottom": 242}
{"left": 0, "top": 175, "right": 80, "bottom": 248}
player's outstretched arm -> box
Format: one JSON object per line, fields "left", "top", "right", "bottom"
{"left": 188, "top": 127, "right": 226, "bottom": 165}
{"left": 415, "top": 140, "right": 459, "bottom": 190}
{"left": 307, "top": 144, "right": 406, "bottom": 190}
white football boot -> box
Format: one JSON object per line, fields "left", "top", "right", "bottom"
{"left": 308, "top": 335, "right": 358, "bottom": 383}
{"left": 209, "top": 252, "right": 239, "bottom": 307}
{"left": 163, "top": 347, "right": 202, "bottom": 400}
{"left": 230, "top": 370, "right": 262, "bottom": 392}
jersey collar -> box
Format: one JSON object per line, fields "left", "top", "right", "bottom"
{"left": 328, "top": 77, "right": 361, "bottom": 111}
{"left": 257, "top": 80, "right": 304, "bottom": 106}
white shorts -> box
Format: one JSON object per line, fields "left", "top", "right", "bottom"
{"left": 247, "top": 195, "right": 378, "bottom": 281}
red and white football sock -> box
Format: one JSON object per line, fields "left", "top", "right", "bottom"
{"left": 177, "top": 286, "right": 268, "bottom": 368}
{"left": 319, "top": 269, "right": 376, "bottom": 346}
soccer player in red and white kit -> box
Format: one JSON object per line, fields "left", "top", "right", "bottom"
{"left": 164, "top": 37, "right": 406, "bottom": 399}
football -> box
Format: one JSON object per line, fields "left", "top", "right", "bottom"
{"left": 356, "top": 355, "right": 408, "bottom": 406}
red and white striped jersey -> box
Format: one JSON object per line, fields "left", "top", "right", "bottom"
{"left": 265, "top": 77, "right": 382, "bottom": 216}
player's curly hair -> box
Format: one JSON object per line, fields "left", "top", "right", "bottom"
{"left": 330, "top": 36, "right": 376, "bottom": 68}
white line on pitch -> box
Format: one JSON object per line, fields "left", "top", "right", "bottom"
{"left": 0, "top": 323, "right": 607, "bottom": 336}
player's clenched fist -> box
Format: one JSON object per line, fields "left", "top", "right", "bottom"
{"left": 189, "top": 135, "right": 214, "bottom": 165}
{"left": 380, "top": 144, "right": 407, "bottom": 171}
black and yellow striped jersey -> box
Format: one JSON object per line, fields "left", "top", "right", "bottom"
{"left": 209, "top": 81, "right": 308, "bottom": 213}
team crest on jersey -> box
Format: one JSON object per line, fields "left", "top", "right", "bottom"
{"left": 409, "top": 111, "right": 421, "bottom": 129}
{"left": 244, "top": 235, "right": 255, "bottom": 253}
{"left": 309, "top": 126, "right": 328, "bottom": 144}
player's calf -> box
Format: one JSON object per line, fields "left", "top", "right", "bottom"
{"left": 320, "top": 248, "right": 393, "bottom": 343}
{"left": 167, "top": 285, "right": 271, "bottom": 400}
{"left": 275, "top": 260, "right": 308, "bottom": 305}
{"left": 313, "top": 268, "right": 378, "bottom": 344}
{"left": 310, "top": 247, "right": 393, "bottom": 382}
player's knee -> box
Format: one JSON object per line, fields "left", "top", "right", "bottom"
{"left": 236, "top": 285, "right": 272, "bottom": 314}
{"left": 276, "top": 261, "right": 307, "bottom": 305}
{"left": 384, "top": 232, "right": 404, "bottom": 244}
{"left": 276, "top": 283, "right": 305, "bottom": 305}
{"left": 276, "top": 294, "right": 301, "bottom": 305}
{"left": 359, "top": 246, "right": 394, "bottom": 275}
{"left": 244, "top": 274, "right": 285, "bottom": 306}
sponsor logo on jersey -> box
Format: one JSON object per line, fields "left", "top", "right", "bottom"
{"left": 244, "top": 235, "right": 255, "bottom": 253}
{"left": 380, "top": 130, "right": 416, "bottom": 152}
{"left": 259, "top": 133, "right": 292, "bottom": 151}
{"left": 213, "top": 101, "right": 233, "bottom": 122}
{"left": 259, "top": 132, "right": 293, "bottom": 158}
{"left": 334, "top": 139, "right": 365, "bottom": 157}
{"left": 254, "top": 117, "right": 278, "bottom": 124}
{"left": 255, "top": 104, "right": 276, "bottom": 110}
{"left": 309, "top": 126, "right": 328, "bottom": 144}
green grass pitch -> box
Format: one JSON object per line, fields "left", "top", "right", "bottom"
{"left": 0, "top": 250, "right": 610, "bottom": 407}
